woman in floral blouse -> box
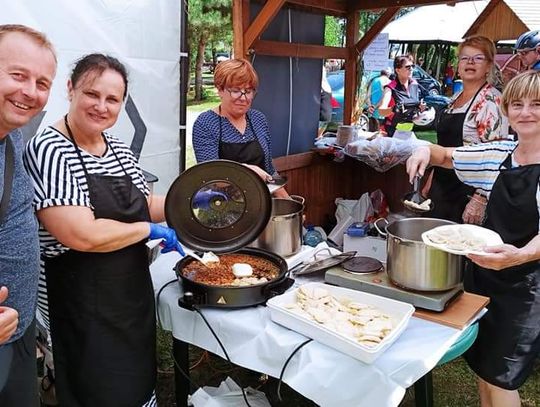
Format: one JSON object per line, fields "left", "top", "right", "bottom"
{"left": 425, "top": 35, "right": 509, "bottom": 224}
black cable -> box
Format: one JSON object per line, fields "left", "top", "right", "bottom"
{"left": 193, "top": 306, "right": 252, "bottom": 407}
{"left": 156, "top": 278, "right": 177, "bottom": 330}
{"left": 277, "top": 339, "right": 313, "bottom": 402}
{"left": 155, "top": 278, "right": 201, "bottom": 390}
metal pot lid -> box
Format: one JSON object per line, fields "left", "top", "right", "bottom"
{"left": 165, "top": 160, "right": 272, "bottom": 253}
{"left": 292, "top": 251, "right": 357, "bottom": 276}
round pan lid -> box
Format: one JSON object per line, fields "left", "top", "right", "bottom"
{"left": 165, "top": 160, "right": 272, "bottom": 253}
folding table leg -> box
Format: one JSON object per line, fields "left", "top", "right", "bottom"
{"left": 173, "top": 337, "right": 190, "bottom": 407}
{"left": 414, "top": 371, "right": 433, "bottom": 407}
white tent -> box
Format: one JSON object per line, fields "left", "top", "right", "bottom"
{"left": 1, "top": 0, "right": 183, "bottom": 194}
{"left": 382, "top": 1, "right": 489, "bottom": 43}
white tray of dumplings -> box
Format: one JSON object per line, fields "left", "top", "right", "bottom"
{"left": 267, "top": 282, "right": 415, "bottom": 364}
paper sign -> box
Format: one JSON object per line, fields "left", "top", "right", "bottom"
{"left": 363, "top": 33, "right": 390, "bottom": 71}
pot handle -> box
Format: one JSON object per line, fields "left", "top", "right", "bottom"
{"left": 373, "top": 217, "right": 389, "bottom": 237}
{"left": 290, "top": 194, "right": 305, "bottom": 206}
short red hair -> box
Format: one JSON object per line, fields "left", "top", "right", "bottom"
{"left": 214, "top": 59, "right": 259, "bottom": 90}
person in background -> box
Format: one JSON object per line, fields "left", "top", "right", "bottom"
{"left": 406, "top": 69, "right": 540, "bottom": 407}
{"left": 443, "top": 62, "right": 455, "bottom": 95}
{"left": 425, "top": 35, "right": 508, "bottom": 225}
{"left": 0, "top": 24, "right": 57, "bottom": 406}
{"left": 193, "top": 58, "right": 288, "bottom": 197}
{"left": 366, "top": 68, "right": 391, "bottom": 131}
{"left": 514, "top": 29, "right": 540, "bottom": 71}
{"left": 378, "top": 55, "right": 425, "bottom": 137}
{"left": 318, "top": 65, "right": 332, "bottom": 136}
{"left": 417, "top": 56, "right": 425, "bottom": 68}
{"left": 24, "top": 53, "right": 183, "bottom": 407}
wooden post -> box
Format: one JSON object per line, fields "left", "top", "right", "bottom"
{"left": 232, "top": 0, "right": 245, "bottom": 58}
{"left": 343, "top": 10, "right": 359, "bottom": 125}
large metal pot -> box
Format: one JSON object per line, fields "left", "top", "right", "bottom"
{"left": 251, "top": 196, "right": 304, "bottom": 257}
{"left": 175, "top": 247, "right": 292, "bottom": 308}
{"left": 378, "top": 217, "right": 464, "bottom": 291}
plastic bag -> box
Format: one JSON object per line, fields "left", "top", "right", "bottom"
{"left": 344, "top": 137, "right": 430, "bottom": 172}
{"left": 190, "top": 377, "right": 271, "bottom": 407}
{"left": 328, "top": 194, "right": 374, "bottom": 246}
{"left": 367, "top": 189, "right": 389, "bottom": 222}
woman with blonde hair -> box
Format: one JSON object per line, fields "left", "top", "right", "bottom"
{"left": 193, "top": 58, "right": 288, "bottom": 197}
{"left": 407, "top": 70, "right": 540, "bottom": 407}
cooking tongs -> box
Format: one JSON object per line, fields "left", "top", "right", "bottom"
{"left": 290, "top": 249, "right": 357, "bottom": 276}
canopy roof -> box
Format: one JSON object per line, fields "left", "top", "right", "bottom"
{"left": 382, "top": 1, "right": 489, "bottom": 43}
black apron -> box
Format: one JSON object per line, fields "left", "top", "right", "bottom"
{"left": 464, "top": 153, "right": 540, "bottom": 390}
{"left": 218, "top": 109, "right": 266, "bottom": 171}
{"left": 45, "top": 123, "right": 156, "bottom": 406}
{"left": 426, "top": 85, "right": 485, "bottom": 223}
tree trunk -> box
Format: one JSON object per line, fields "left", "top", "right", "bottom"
{"left": 194, "top": 34, "right": 207, "bottom": 101}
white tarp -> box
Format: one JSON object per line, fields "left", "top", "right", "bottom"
{"left": 382, "top": 1, "right": 489, "bottom": 43}
{"left": 1, "top": 0, "right": 181, "bottom": 194}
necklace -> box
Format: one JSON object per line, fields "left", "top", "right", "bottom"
{"left": 64, "top": 115, "right": 108, "bottom": 157}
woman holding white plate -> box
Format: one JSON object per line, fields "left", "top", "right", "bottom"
{"left": 406, "top": 70, "right": 540, "bottom": 407}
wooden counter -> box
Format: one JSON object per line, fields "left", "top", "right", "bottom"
{"left": 273, "top": 151, "right": 411, "bottom": 227}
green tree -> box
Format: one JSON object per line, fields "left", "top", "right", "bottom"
{"left": 324, "top": 16, "right": 344, "bottom": 47}
{"left": 188, "top": 0, "right": 231, "bottom": 101}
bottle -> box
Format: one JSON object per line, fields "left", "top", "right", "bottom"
{"left": 304, "top": 225, "right": 323, "bottom": 247}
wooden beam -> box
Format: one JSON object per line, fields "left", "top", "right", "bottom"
{"left": 343, "top": 10, "right": 359, "bottom": 125}
{"left": 232, "top": 0, "right": 245, "bottom": 58}
{"left": 349, "top": 0, "right": 475, "bottom": 11}
{"left": 251, "top": 39, "right": 348, "bottom": 59}
{"left": 354, "top": 7, "right": 400, "bottom": 54}
{"left": 285, "top": 0, "right": 347, "bottom": 17}
{"left": 244, "top": 0, "right": 286, "bottom": 51}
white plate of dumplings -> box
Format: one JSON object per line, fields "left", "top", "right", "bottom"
{"left": 421, "top": 224, "right": 504, "bottom": 256}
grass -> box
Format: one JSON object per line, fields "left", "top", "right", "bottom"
{"left": 187, "top": 74, "right": 220, "bottom": 112}
{"left": 156, "top": 326, "right": 539, "bottom": 406}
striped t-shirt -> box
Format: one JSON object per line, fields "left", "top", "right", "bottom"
{"left": 23, "top": 126, "right": 150, "bottom": 335}
{"left": 24, "top": 126, "right": 149, "bottom": 258}
{"left": 453, "top": 140, "right": 540, "bottom": 227}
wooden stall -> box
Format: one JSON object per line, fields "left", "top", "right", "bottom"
{"left": 232, "top": 0, "right": 472, "bottom": 226}
{"left": 274, "top": 152, "right": 410, "bottom": 226}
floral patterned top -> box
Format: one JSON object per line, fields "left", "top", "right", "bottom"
{"left": 445, "top": 83, "right": 509, "bottom": 146}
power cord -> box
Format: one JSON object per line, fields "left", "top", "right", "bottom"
{"left": 277, "top": 338, "right": 313, "bottom": 402}
{"left": 193, "top": 306, "right": 253, "bottom": 407}
{"left": 156, "top": 279, "right": 252, "bottom": 407}
{"left": 156, "top": 278, "right": 201, "bottom": 391}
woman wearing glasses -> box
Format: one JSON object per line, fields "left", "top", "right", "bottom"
{"left": 424, "top": 35, "right": 508, "bottom": 224}
{"left": 378, "top": 55, "right": 424, "bottom": 137}
{"left": 193, "top": 59, "right": 288, "bottom": 197}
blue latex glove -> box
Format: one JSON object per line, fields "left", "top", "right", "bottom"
{"left": 192, "top": 190, "right": 228, "bottom": 210}
{"left": 148, "top": 223, "right": 185, "bottom": 255}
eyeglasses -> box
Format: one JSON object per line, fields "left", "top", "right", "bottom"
{"left": 226, "top": 88, "right": 257, "bottom": 100}
{"left": 516, "top": 48, "right": 535, "bottom": 56}
{"left": 458, "top": 54, "right": 487, "bottom": 64}
{"left": 400, "top": 64, "right": 414, "bottom": 70}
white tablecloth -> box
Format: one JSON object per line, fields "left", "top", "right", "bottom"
{"left": 151, "top": 250, "right": 467, "bottom": 407}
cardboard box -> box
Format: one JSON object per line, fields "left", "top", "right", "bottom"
{"left": 343, "top": 235, "right": 387, "bottom": 263}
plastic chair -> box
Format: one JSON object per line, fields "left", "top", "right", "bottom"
{"left": 414, "top": 323, "right": 479, "bottom": 407}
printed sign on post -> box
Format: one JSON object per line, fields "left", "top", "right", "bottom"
{"left": 363, "top": 33, "right": 390, "bottom": 71}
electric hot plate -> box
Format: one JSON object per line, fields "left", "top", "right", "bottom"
{"left": 325, "top": 264, "right": 463, "bottom": 312}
